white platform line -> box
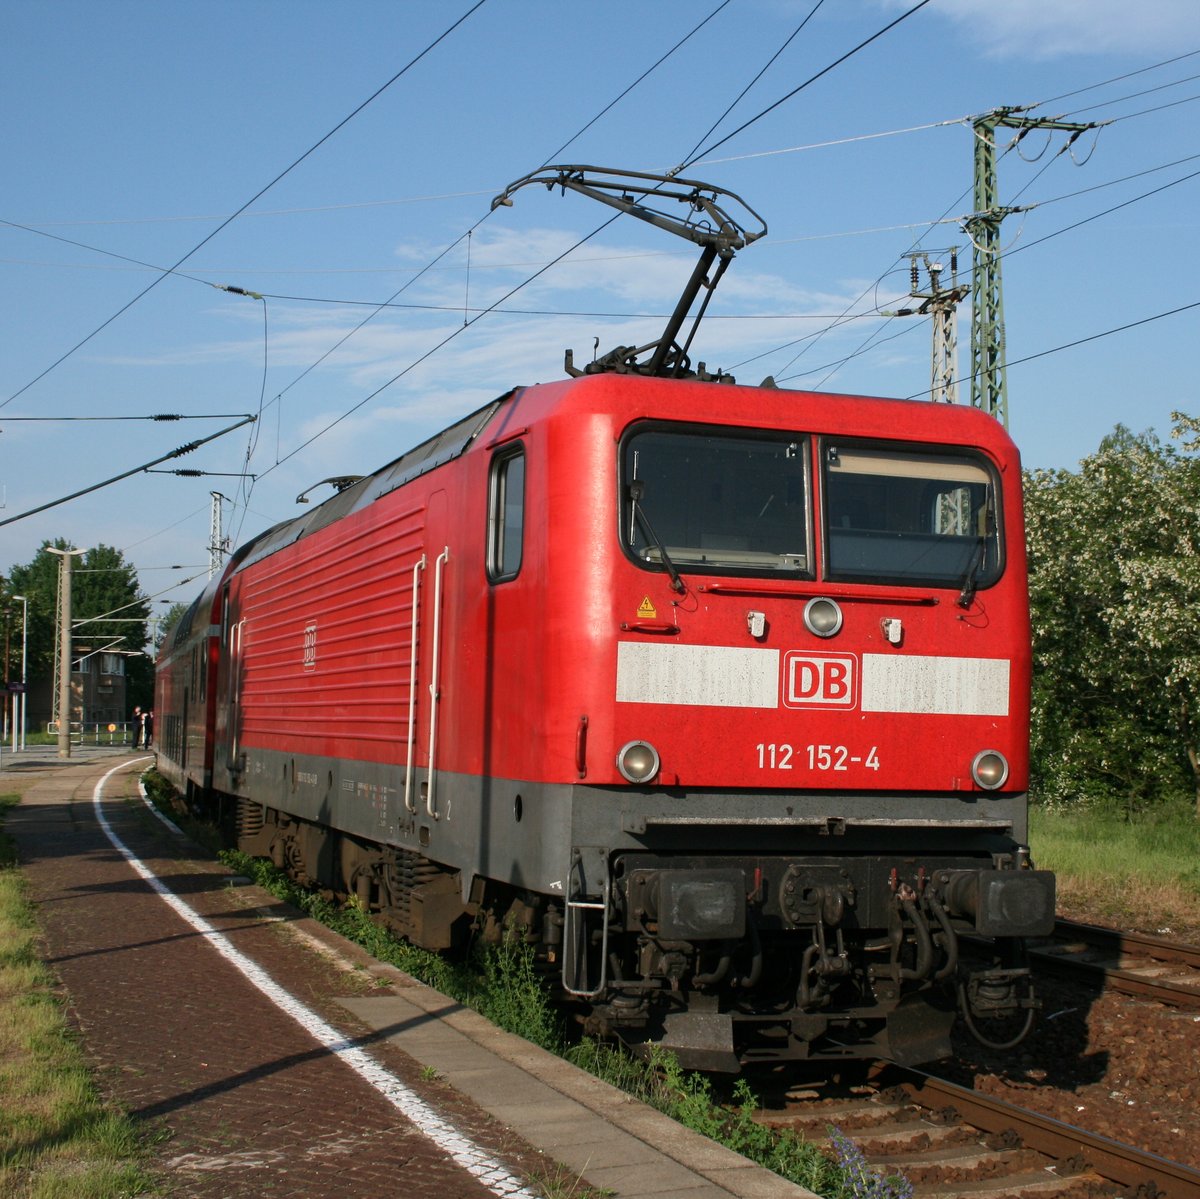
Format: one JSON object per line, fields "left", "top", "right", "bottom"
{"left": 135, "top": 765, "right": 185, "bottom": 836}
{"left": 95, "top": 760, "right": 536, "bottom": 1199}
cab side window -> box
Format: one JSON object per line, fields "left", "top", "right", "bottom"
{"left": 487, "top": 446, "right": 525, "bottom": 582}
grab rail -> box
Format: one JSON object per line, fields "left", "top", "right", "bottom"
{"left": 404, "top": 554, "right": 426, "bottom": 813}
{"left": 425, "top": 547, "right": 450, "bottom": 820}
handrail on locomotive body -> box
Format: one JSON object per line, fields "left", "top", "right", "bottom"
{"left": 492, "top": 164, "right": 768, "bottom": 382}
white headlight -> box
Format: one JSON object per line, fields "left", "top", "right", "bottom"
{"left": 804, "top": 596, "right": 843, "bottom": 638}
{"left": 617, "top": 740, "right": 660, "bottom": 783}
{"left": 971, "top": 749, "right": 1009, "bottom": 790}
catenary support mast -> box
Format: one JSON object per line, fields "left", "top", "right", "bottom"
{"left": 966, "top": 108, "right": 1101, "bottom": 426}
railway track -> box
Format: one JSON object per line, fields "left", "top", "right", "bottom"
{"left": 1031, "top": 919, "right": 1200, "bottom": 1009}
{"left": 757, "top": 1062, "right": 1200, "bottom": 1198}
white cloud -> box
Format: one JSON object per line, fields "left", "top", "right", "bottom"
{"left": 925, "top": 0, "right": 1200, "bottom": 59}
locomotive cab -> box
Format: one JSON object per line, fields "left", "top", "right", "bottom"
{"left": 514, "top": 376, "right": 1053, "bottom": 1068}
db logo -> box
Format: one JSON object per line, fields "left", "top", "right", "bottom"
{"left": 783, "top": 652, "right": 858, "bottom": 708}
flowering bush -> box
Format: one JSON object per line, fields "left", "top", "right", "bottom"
{"left": 826, "top": 1127, "right": 913, "bottom": 1199}
{"left": 1025, "top": 413, "right": 1200, "bottom": 818}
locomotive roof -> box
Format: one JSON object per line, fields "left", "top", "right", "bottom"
{"left": 233, "top": 394, "right": 508, "bottom": 575}
{"left": 207, "top": 373, "right": 1017, "bottom": 587}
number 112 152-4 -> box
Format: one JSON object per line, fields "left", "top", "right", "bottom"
{"left": 755, "top": 743, "right": 880, "bottom": 772}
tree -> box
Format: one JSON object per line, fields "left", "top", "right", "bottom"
{"left": 154, "top": 600, "right": 191, "bottom": 652}
{"left": 4, "top": 540, "right": 153, "bottom": 715}
{"left": 1024, "top": 414, "right": 1200, "bottom": 818}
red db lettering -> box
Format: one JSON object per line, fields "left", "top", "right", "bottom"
{"left": 794, "top": 660, "right": 820, "bottom": 698}
{"left": 825, "top": 661, "right": 849, "bottom": 701}
{"left": 783, "top": 653, "right": 858, "bottom": 708}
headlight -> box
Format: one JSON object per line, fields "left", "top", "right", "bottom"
{"left": 971, "top": 749, "right": 1009, "bottom": 790}
{"left": 804, "top": 596, "right": 843, "bottom": 638}
{"left": 616, "top": 740, "right": 660, "bottom": 783}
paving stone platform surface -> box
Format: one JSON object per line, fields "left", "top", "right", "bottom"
{"left": 2, "top": 750, "right": 818, "bottom": 1199}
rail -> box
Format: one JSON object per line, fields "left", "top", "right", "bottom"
{"left": 758, "top": 1063, "right": 1200, "bottom": 1198}
{"left": 889, "top": 1065, "right": 1200, "bottom": 1198}
{"left": 1031, "top": 917, "right": 1200, "bottom": 1008}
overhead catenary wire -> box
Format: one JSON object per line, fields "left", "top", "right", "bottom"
{"left": 0, "top": 210, "right": 968, "bottom": 281}
{"left": 224, "top": 0, "right": 760, "bottom": 550}
{"left": 672, "top": 0, "right": 933, "bottom": 174}
{"left": 217, "top": 295, "right": 897, "bottom": 319}
{"left": 1080, "top": 89, "right": 1200, "bottom": 126}
{"left": 83, "top": 563, "right": 208, "bottom": 571}
{"left": 0, "top": 412, "right": 252, "bottom": 421}
{"left": 261, "top": 212, "right": 624, "bottom": 477}
{"left": 244, "top": 0, "right": 940, "bottom": 503}
{"left": 0, "top": 0, "right": 492, "bottom": 412}
{"left": 17, "top": 43, "right": 1196, "bottom": 232}
{"left": 903, "top": 299, "right": 1200, "bottom": 403}
{"left": 0, "top": 115, "right": 976, "bottom": 242}
{"left": 775, "top": 317, "right": 928, "bottom": 385}
{"left": 537, "top": 0, "right": 735, "bottom": 166}
{"left": 1001, "top": 162, "right": 1200, "bottom": 261}
{"left": 1053, "top": 68, "right": 1200, "bottom": 121}
{"left": 0, "top": 415, "right": 257, "bottom": 529}
{"left": 736, "top": 83, "right": 1199, "bottom": 383}
{"left": 1028, "top": 47, "right": 1200, "bottom": 111}
{"left": 13, "top": 10, "right": 1192, "bottom": 581}
{"left": 678, "top": 0, "right": 826, "bottom": 168}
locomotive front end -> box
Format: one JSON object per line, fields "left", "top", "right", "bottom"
{"left": 545, "top": 376, "right": 1053, "bottom": 1069}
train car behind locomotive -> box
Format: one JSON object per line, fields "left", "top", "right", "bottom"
{"left": 155, "top": 167, "right": 1053, "bottom": 1071}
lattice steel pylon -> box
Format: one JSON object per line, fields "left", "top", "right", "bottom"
{"left": 209, "top": 491, "right": 230, "bottom": 577}
{"left": 966, "top": 108, "right": 1101, "bottom": 427}
{"left": 896, "top": 251, "right": 969, "bottom": 405}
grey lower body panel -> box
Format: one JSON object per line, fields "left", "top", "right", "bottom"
{"left": 221, "top": 744, "right": 1027, "bottom": 900}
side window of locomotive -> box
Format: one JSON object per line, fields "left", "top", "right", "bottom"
{"left": 822, "top": 442, "right": 1001, "bottom": 588}
{"left": 620, "top": 427, "right": 811, "bottom": 576}
{"left": 487, "top": 446, "right": 525, "bottom": 582}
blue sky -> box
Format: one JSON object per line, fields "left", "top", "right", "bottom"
{"left": 3, "top": 0, "right": 1199, "bottom": 609}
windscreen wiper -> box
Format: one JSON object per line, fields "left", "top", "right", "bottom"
{"left": 629, "top": 482, "right": 686, "bottom": 594}
{"left": 957, "top": 537, "right": 986, "bottom": 608}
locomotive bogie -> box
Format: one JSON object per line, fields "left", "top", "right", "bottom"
{"left": 155, "top": 373, "right": 1051, "bottom": 1069}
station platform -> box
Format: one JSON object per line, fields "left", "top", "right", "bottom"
{"left": 2, "top": 752, "right": 818, "bottom": 1198}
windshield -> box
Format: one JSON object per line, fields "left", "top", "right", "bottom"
{"left": 621, "top": 427, "right": 811, "bottom": 576}
{"left": 822, "top": 442, "right": 1002, "bottom": 588}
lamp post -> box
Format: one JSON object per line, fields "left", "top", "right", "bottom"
{"left": 11, "top": 595, "right": 27, "bottom": 752}
{"left": 47, "top": 547, "right": 86, "bottom": 759}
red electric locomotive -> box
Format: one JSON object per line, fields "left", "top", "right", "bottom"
{"left": 156, "top": 168, "right": 1053, "bottom": 1069}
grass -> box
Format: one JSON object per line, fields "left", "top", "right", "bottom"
{"left": 568, "top": 1042, "right": 844, "bottom": 1194}
{"left": 0, "top": 795, "right": 157, "bottom": 1198}
{"left": 1030, "top": 801, "right": 1200, "bottom": 937}
{"left": 527, "top": 1162, "right": 613, "bottom": 1199}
